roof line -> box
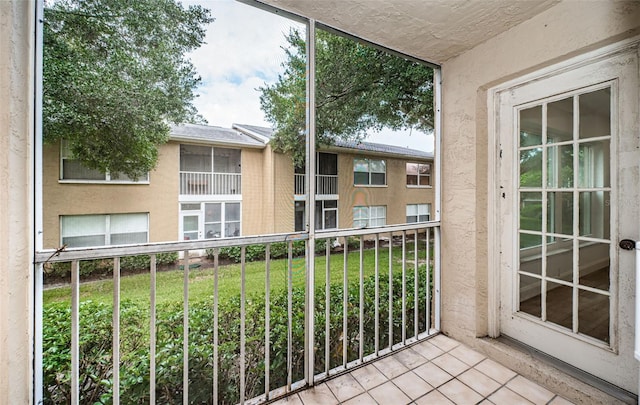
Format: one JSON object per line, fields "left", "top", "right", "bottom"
{"left": 169, "top": 134, "right": 266, "bottom": 150}
{"left": 232, "top": 124, "right": 271, "bottom": 144}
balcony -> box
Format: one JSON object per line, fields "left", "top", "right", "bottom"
{"left": 294, "top": 173, "right": 338, "bottom": 196}
{"left": 30, "top": 222, "right": 632, "bottom": 405}
{"left": 180, "top": 171, "right": 241, "bottom": 195}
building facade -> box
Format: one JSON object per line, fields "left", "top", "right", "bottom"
{"left": 42, "top": 123, "right": 434, "bottom": 250}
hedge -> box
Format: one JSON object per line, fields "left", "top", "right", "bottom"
{"left": 43, "top": 268, "right": 429, "bottom": 404}
{"left": 45, "top": 253, "right": 179, "bottom": 279}
{"left": 207, "top": 239, "right": 328, "bottom": 263}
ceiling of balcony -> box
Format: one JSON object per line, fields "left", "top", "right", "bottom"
{"left": 258, "top": 0, "right": 560, "bottom": 65}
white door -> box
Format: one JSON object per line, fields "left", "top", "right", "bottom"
{"left": 181, "top": 212, "right": 202, "bottom": 241}
{"left": 497, "top": 47, "right": 639, "bottom": 393}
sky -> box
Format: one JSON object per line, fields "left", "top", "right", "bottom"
{"left": 184, "top": 0, "right": 435, "bottom": 153}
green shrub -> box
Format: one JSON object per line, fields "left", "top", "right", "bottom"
{"left": 42, "top": 269, "right": 429, "bottom": 404}
{"left": 44, "top": 253, "right": 179, "bottom": 280}
{"left": 120, "top": 252, "right": 179, "bottom": 270}
{"left": 45, "top": 259, "right": 113, "bottom": 279}
{"left": 207, "top": 239, "right": 328, "bottom": 263}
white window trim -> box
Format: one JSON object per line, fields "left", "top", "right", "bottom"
{"left": 179, "top": 144, "right": 242, "bottom": 175}
{"left": 353, "top": 158, "right": 387, "bottom": 186}
{"left": 60, "top": 213, "right": 150, "bottom": 247}
{"left": 316, "top": 200, "right": 338, "bottom": 230}
{"left": 406, "top": 162, "right": 432, "bottom": 188}
{"left": 406, "top": 203, "right": 431, "bottom": 223}
{"left": 353, "top": 205, "right": 386, "bottom": 228}
{"left": 179, "top": 201, "right": 242, "bottom": 240}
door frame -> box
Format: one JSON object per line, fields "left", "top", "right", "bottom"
{"left": 487, "top": 36, "right": 640, "bottom": 338}
{"left": 179, "top": 208, "right": 203, "bottom": 241}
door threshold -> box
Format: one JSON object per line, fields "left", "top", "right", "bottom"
{"left": 498, "top": 336, "right": 637, "bottom": 404}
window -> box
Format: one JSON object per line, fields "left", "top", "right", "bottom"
{"left": 406, "top": 163, "right": 431, "bottom": 186}
{"left": 205, "top": 202, "right": 241, "bottom": 238}
{"left": 61, "top": 213, "right": 149, "bottom": 247}
{"left": 406, "top": 204, "right": 431, "bottom": 223}
{"left": 295, "top": 201, "right": 305, "bottom": 231}
{"left": 353, "top": 205, "right": 386, "bottom": 228}
{"left": 60, "top": 140, "right": 149, "bottom": 182}
{"left": 354, "top": 158, "right": 386, "bottom": 185}
{"left": 180, "top": 145, "right": 241, "bottom": 173}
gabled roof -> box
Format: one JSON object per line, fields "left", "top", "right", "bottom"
{"left": 170, "top": 123, "right": 266, "bottom": 148}
{"left": 174, "top": 123, "right": 433, "bottom": 160}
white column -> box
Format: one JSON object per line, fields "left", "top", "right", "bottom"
{"left": 0, "top": 1, "right": 37, "bottom": 403}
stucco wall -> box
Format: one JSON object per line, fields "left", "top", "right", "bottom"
{"left": 440, "top": 0, "right": 640, "bottom": 342}
{"left": 42, "top": 141, "right": 180, "bottom": 247}
{"left": 242, "top": 147, "right": 267, "bottom": 235}
{"left": 272, "top": 150, "right": 295, "bottom": 233}
{"left": 337, "top": 153, "right": 435, "bottom": 228}
{"left": 0, "top": 1, "right": 35, "bottom": 402}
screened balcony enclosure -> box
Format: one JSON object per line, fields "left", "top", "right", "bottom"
{"left": 3, "top": 0, "right": 635, "bottom": 404}
{"left": 36, "top": 0, "right": 440, "bottom": 404}
{"left": 180, "top": 144, "right": 242, "bottom": 196}
{"left": 294, "top": 153, "right": 339, "bottom": 196}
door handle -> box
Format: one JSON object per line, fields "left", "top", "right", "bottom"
{"left": 620, "top": 239, "right": 637, "bottom": 251}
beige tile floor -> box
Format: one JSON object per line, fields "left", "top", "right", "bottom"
{"left": 271, "top": 335, "right": 574, "bottom": 405}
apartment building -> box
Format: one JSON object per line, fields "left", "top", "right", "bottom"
{"left": 41, "top": 123, "right": 434, "bottom": 249}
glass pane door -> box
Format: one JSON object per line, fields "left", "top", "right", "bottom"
{"left": 517, "top": 86, "right": 612, "bottom": 343}
{"left": 182, "top": 214, "right": 200, "bottom": 241}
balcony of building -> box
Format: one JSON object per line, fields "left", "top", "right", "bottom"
{"left": 180, "top": 144, "right": 242, "bottom": 196}
{"left": 294, "top": 173, "right": 338, "bottom": 196}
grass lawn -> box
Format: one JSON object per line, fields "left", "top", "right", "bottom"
{"left": 43, "top": 243, "right": 430, "bottom": 306}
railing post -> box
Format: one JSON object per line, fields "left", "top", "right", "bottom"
{"left": 305, "top": 18, "right": 317, "bottom": 387}
{"left": 71, "top": 260, "right": 80, "bottom": 405}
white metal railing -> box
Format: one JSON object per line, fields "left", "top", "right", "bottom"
{"left": 179, "top": 171, "right": 241, "bottom": 195}
{"left": 294, "top": 173, "right": 338, "bottom": 195}
{"left": 295, "top": 173, "right": 305, "bottom": 195}
{"left": 36, "top": 222, "right": 440, "bottom": 404}
{"left": 316, "top": 174, "right": 337, "bottom": 195}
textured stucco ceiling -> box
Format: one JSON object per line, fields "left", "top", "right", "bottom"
{"left": 257, "top": 0, "right": 560, "bottom": 64}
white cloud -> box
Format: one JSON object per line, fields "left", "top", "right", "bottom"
{"left": 186, "top": 0, "right": 303, "bottom": 127}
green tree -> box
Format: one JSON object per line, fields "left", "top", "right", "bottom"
{"left": 43, "top": 0, "right": 213, "bottom": 179}
{"left": 260, "top": 29, "right": 434, "bottom": 165}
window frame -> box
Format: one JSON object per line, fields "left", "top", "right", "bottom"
{"left": 353, "top": 158, "right": 386, "bottom": 186}
{"left": 353, "top": 205, "right": 386, "bottom": 228}
{"left": 406, "top": 203, "right": 431, "bottom": 223}
{"left": 179, "top": 144, "right": 242, "bottom": 175}
{"left": 314, "top": 200, "right": 338, "bottom": 230}
{"left": 406, "top": 162, "right": 432, "bottom": 187}
{"left": 60, "top": 213, "right": 149, "bottom": 247}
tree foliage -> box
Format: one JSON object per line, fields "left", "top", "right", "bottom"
{"left": 260, "top": 29, "right": 434, "bottom": 165}
{"left": 43, "top": 0, "right": 213, "bottom": 178}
